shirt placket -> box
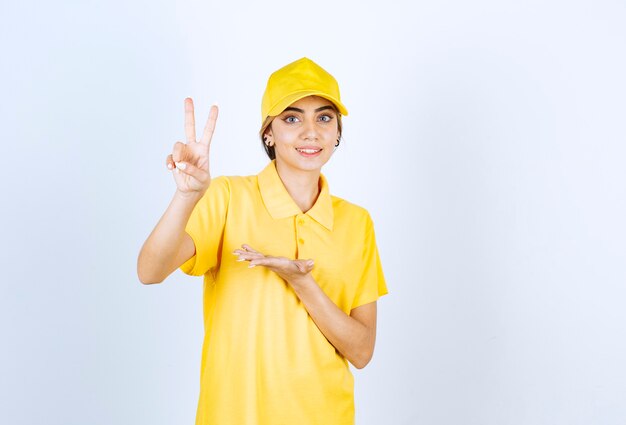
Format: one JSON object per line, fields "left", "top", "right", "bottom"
{"left": 294, "top": 213, "right": 308, "bottom": 259}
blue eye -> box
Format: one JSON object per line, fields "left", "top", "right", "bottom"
{"left": 285, "top": 116, "right": 299, "bottom": 123}
{"left": 319, "top": 115, "right": 333, "bottom": 122}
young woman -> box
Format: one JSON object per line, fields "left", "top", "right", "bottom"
{"left": 138, "top": 57, "right": 388, "bottom": 425}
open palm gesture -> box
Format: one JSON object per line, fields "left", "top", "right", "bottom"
{"left": 166, "top": 98, "right": 219, "bottom": 195}
{"left": 233, "top": 244, "right": 315, "bottom": 287}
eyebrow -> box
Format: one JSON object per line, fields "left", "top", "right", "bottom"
{"left": 283, "top": 105, "right": 336, "bottom": 114}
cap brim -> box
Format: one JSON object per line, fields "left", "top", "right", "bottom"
{"left": 267, "top": 90, "right": 349, "bottom": 117}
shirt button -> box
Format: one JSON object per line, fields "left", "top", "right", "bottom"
{"left": 298, "top": 238, "right": 305, "bottom": 245}
{"left": 298, "top": 218, "right": 305, "bottom": 225}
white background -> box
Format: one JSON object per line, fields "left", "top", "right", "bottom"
{"left": 1, "top": 0, "right": 625, "bottom": 424}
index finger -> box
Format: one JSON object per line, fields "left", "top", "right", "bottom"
{"left": 184, "top": 98, "right": 196, "bottom": 144}
{"left": 199, "top": 104, "right": 219, "bottom": 146}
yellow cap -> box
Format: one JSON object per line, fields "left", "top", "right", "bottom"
{"left": 261, "top": 57, "right": 348, "bottom": 125}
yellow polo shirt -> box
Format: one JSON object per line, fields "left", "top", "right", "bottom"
{"left": 181, "top": 160, "right": 388, "bottom": 425}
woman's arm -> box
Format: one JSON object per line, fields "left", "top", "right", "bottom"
{"left": 137, "top": 191, "right": 200, "bottom": 284}
{"left": 290, "top": 274, "right": 378, "bottom": 369}
{"left": 137, "top": 98, "right": 218, "bottom": 284}
{"left": 233, "top": 245, "right": 378, "bottom": 369}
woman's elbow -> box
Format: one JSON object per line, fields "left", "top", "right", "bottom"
{"left": 137, "top": 244, "right": 180, "bottom": 284}
{"left": 137, "top": 268, "right": 164, "bottom": 285}
{"left": 137, "top": 258, "right": 165, "bottom": 285}
{"left": 350, "top": 348, "right": 374, "bottom": 369}
{"left": 138, "top": 273, "right": 164, "bottom": 285}
{"left": 351, "top": 358, "right": 371, "bottom": 370}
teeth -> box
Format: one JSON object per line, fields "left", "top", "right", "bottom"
{"left": 297, "top": 148, "right": 321, "bottom": 154}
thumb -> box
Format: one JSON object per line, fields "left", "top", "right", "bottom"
{"left": 295, "top": 259, "right": 315, "bottom": 273}
{"left": 175, "top": 161, "right": 209, "bottom": 183}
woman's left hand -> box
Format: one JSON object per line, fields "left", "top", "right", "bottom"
{"left": 233, "top": 244, "right": 314, "bottom": 286}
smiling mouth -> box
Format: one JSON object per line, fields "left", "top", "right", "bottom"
{"left": 296, "top": 148, "right": 322, "bottom": 154}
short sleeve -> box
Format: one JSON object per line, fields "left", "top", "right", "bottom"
{"left": 180, "top": 176, "right": 230, "bottom": 276}
{"left": 351, "top": 213, "right": 388, "bottom": 310}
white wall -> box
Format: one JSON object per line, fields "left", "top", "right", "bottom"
{"left": 1, "top": 0, "right": 625, "bottom": 424}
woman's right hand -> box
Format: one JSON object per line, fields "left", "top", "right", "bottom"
{"left": 166, "top": 98, "right": 219, "bottom": 196}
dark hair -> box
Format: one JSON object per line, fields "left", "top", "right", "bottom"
{"left": 259, "top": 105, "right": 343, "bottom": 160}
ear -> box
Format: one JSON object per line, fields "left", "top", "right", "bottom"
{"left": 263, "top": 128, "right": 274, "bottom": 146}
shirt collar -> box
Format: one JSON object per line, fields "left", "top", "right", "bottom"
{"left": 258, "top": 160, "right": 334, "bottom": 231}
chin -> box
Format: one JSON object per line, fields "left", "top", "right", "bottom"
{"left": 299, "top": 154, "right": 333, "bottom": 169}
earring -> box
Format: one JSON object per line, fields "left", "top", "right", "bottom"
{"left": 335, "top": 139, "right": 340, "bottom": 147}
{"left": 264, "top": 137, "right": 272, "bottom": 147}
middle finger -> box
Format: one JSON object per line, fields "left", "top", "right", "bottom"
{"left": 233, "top": 250, "right": 263, "bottom": 260}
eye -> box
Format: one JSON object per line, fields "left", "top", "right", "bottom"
{"left": 284, "top": 115, "right": 300, "bottom": 123}
{"left": 318, "top": 114, "right": 334, "bottom": 123}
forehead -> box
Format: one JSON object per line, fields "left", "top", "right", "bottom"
{"left": 288, "top": 95, "right": 335, "bottom": 110}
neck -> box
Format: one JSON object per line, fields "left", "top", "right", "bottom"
{"left": 275, "top": 161, "right": 321, "bottom": 213}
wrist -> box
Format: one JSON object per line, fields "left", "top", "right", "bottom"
{"left": 289, "top": 273, "right": 314, "bottom": 291}
{"left": 174, "top": 188, "right": 204, "bottom": 204}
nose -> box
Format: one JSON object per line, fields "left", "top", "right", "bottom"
{"left": 301, "top": 117, "right": 318, "bottom": 140}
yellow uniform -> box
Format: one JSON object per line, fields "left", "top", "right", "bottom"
{"left": 181, "top": 160, "right": 388, "bottom": 425}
